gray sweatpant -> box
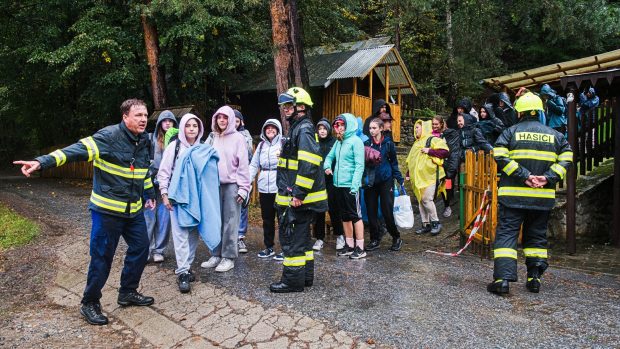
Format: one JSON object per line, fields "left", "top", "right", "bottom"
{"left": 213, "top": 183, "right": 241, "bottom": 259}
{"left": 418, "top": 185, "right": 439, "bottom": 223}
{"left": 170, "top": 211, "right": 199, "bottom": 275}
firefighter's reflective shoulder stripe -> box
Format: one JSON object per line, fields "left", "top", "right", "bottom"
{"left": 50, "top": 150, "right": 67, "bottom": 167}
{"left": 278, "top": 158, "right": 298, "bottom": 170}
{"left": 515, "top": 132, "right": 555, "bottom": 143}
{"left": 90, "top": 191, "right": 142, "bottom": 214}
{"left": 94, "top": 158, "right": 148, "bottom": 178}
{"left": 80, "top": 136, "right": 100, "bottom": 161}
{"left": 493, "top": 248, "right": 518, "bottom": 259}
{"left": 297, "top": 150, "right": 322, "bottom": 166}
{"left": 275, "top": 190, "right": 327, "bottom": 206}
{"left": 498, "top": 186, "right": 555, "bottom": 199}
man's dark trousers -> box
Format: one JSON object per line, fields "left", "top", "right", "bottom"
{"left": 82, "top": 210, "right": 149, "bottom": 304}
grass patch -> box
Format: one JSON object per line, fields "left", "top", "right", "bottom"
{"left": 0, "top": 204, "right": 39, "bottom": 250}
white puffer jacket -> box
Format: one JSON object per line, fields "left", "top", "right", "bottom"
{"left": 249, "top": 119, "right": 282, "bottom": 194}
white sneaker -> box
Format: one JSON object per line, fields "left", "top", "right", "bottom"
{"left": 201, "top": 256, "right": 221, "bottom": 269}
{"left": 443, "top": 206, "right": 452, "bottom": 218}
{"left": 152, "top": 254, "right": 164, "bottom": 263}
{"left": 215, "top": 258, "right": 235, "bottom": 272}
{"left": 313, "top": 239, "right": 324, "bottom": 251}
{"left": 336, "top": 235, "right": 345, "bottom": 250}
{"left": 238, "top": 239, "right": 248, "bottom": 253}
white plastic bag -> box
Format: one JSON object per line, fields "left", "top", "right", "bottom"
{"left": 393, "top": 187, "right": 414, "bottom": 229}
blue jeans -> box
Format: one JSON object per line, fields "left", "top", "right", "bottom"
{"left": 238, "top": 205, "right": 248, "bottom": 239}
{"left": 144, "top": 190, "right": 171, "bottom": 255}
{"left": 82, "top": 210, "right": 149, "bottom": 304}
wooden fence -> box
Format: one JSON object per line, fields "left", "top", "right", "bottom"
{"left": 460, "top": 150, "right": 498, "bottom": 259}
{"left": 576, "top": 99, "right": 616, "bottom": 176}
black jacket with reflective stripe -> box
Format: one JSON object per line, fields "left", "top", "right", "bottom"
{"left": 36, "top": 122, "right": 155, "bottom": 218}
{"left": 493, "top": 116, "right": 572, "bottom": 210}
{"left": 276, "top": 115, "right": 327, "bottom": 212}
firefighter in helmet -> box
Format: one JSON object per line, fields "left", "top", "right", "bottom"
{"left": 271, "top": 87, "right": 327, "bottom": 293}
{"left": 489, "top": 92, "right": 573, "bottom": 295}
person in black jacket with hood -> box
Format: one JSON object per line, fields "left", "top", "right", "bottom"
{"left": 447, "top": 98, "right": 477, "bottom": 130}
{"left": 476, "top": 104, "right": 505, "bottom": 144}
{"left": 457, "top": 114, "right": 493, "bottom": 160}
{"left": 364, "top": 99, "right": 393, "bottom": 139}
{"left": 313, "top": 118, "right": 345, "bottom": 251}
{"left": 490, "top": 92, "right": 517, "bottom": 128}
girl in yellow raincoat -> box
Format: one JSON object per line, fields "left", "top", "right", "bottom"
{"left": 406, "top": 120, "right": 449, "bottom": 235}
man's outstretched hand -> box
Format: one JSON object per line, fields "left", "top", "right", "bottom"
{"left": 13, "top": 160, "right": 41, "bottom": 177}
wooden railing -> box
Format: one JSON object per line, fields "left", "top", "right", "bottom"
{"left": 575, "top": 99, "right": 616, "bottom": 176}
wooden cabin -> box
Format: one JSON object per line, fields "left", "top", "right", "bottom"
{"left": 230, "top": 38, "right": 417, "bottom": 142}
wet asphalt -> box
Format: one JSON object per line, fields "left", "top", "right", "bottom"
{"left": 1, "top": 175, "right": 618, "bottom": 348}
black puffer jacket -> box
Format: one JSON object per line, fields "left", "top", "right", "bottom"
{"left": 442, "top": 128, "right": 461, "bottom": 178}
{"left": 459, "top": 116, "right": 493, "bottom": 160}
{"left": 476, "top": 104, "right": 505, "bottom": 144}
{"left": 447, "top": 98, "right": 477, "bottom": 129}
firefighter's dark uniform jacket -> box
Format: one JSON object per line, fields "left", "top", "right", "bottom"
{"left": 275, "top": 114, "right": 327, "bottom": 289}
{"left": 36, "top": 122, "right": 155, "bottom": 218}
{"left": 492, "top": 115, "right": 573, "bottom": 281}
{"left": 494, "top": 116, "right": 572, "bottom": 210}
{"left": 276, "top": 115, "right": 328, "bottom": 212}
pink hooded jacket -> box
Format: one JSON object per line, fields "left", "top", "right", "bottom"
{"left": 211, "top": 106, "right": 251, "bottom": 199}
{"left": 158, "top": 113, "right": 205, "bottom": 195}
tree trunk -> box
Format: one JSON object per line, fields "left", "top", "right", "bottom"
{"left": 394, "top": 2, "right": 401, "bottom": 52}
{"left": 141, "top": 5, "right": 167, "bottom": 110}
{"left": 270, "top": 0, "right": 309, "bottom": 134}
{"left": 445, "top": 0, "right": 456, "bottom": 106}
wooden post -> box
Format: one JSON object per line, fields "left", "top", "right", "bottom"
{"left": 353, "top": 78, "right": 357, "bottom": 95}
{"left": 385, "top": 65, "right": 390, "bottom": 102}
{"left": 613, "top": 97, "right": 620, "bottom": 247}
{"left": 397, "top": 87, "right": 402, "bottom": 105}
{"left": 566, "top": 90, "right": 577, "bottom": 254}
{"left": 369, "top": 72, "right": 373, "bottom": 102}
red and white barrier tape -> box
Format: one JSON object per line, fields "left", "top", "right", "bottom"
{"left": 425, "top": 191, "right": 491, "bottom": 257}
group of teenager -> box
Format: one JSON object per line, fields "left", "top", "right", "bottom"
{"left": 13, "top": 82, "right": 582, "bottom": 325}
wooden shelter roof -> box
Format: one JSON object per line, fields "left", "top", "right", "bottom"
{"left": 481, "top": 49, "right": 620, "bottom": 91}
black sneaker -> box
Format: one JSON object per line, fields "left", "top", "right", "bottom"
{"left": 177, "top": 273, "right": 191, "bottom": 294}
{"left": 415, "top": 224, "right": 431, "bottom": 235}
{"left": 80, "top": 302, "right": 108, "bottom": 325}
{"left": 337, "top": 245, "right": 354, "bottom": 257}
{"left": 365, "top": 240, "right": 381, "bottom": 251}
{"left": 389, "top": 238, "right": 403, "bottom": 251}
{"left": 526, "top": 277, "right": 541, "bottom": 293}
{"left": 430, "top": 221, "right": 442, "bottom": 236}
{"left": 117, "top": 291, "right": 155, "bottom": 306}
{"left": 487, "top": 279, "right": 510, "bottom": 295}
{"left": 188, "top": 270, "right": 196, "bottom": 282}
{"left": 350, "top": 247, "right": 367, "bottom": 259}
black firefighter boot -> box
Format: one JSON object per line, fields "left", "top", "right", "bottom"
{"left": 526, "top": 262, "right": 547, "bottom": 293}
{"left": 270, "top": 265, "right": 305, "bottom": 293}
{"left": 487, "top": 279, "right": 510, "bottom": 295}
{"left": 305, "top": 258, "right": 314, "bottom": 287}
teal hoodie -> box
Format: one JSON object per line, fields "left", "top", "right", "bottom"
{"left": 323, "top": 113, "right": 365, "bottom": 192}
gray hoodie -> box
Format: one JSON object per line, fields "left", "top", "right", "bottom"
{"left": 249, "top": 119, "right": 282, "bottom": 194}
{"left": 150, "top": 111, "right": 178, "bottom": 173}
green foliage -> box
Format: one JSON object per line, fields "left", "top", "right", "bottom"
{"left": 0, "top": 0, "right": 619, "bottom": 163}
{"left": 0, "top": 204, "right": 39, "bottom": 250}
